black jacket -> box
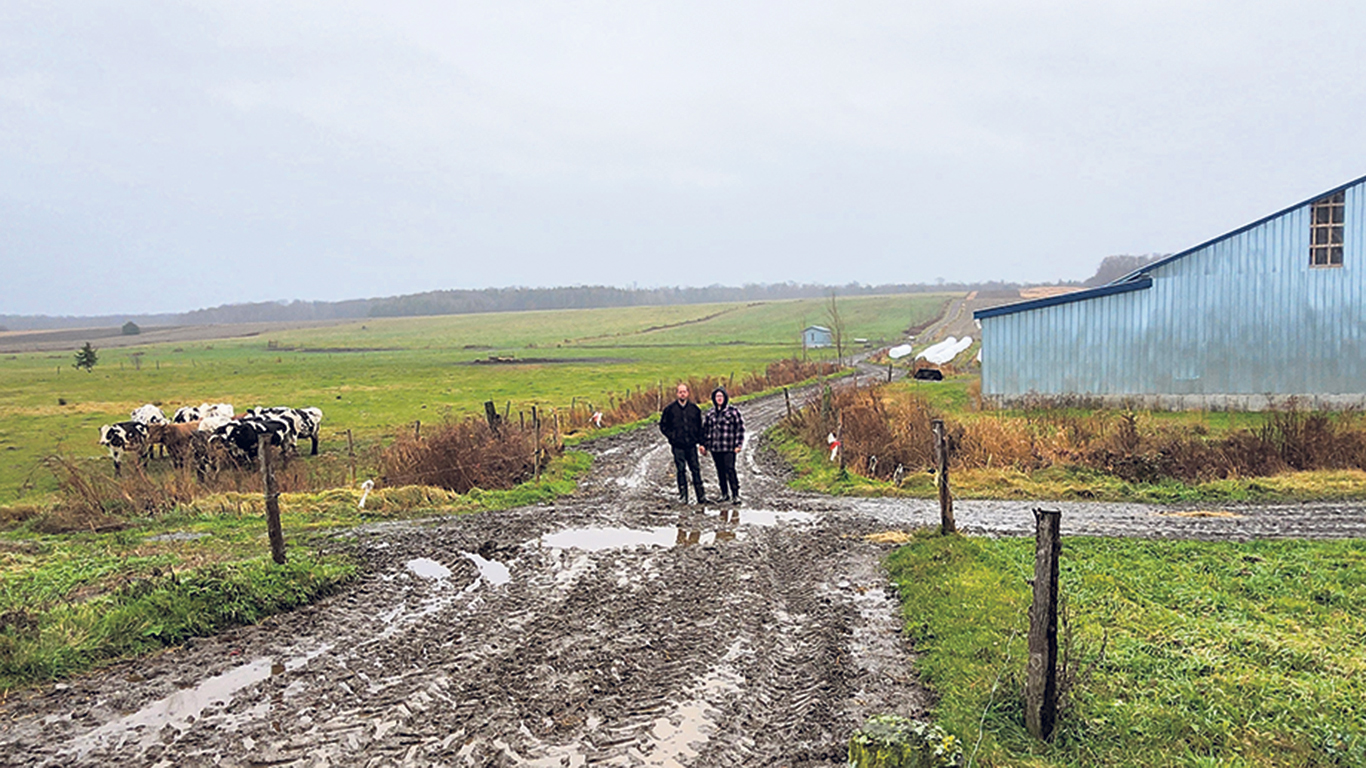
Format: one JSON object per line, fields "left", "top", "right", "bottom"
{"left": 659, "top": 399, "right": 703, "bottom": 448}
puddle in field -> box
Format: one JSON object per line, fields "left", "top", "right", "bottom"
{"left": 406, "top": 557, "right": 452, "bottom": 580}
{"left": 541, "top": 509, "right": 817, "bottom": 552}
{"left": 463, "top": 552, "right": 512, "bottom": 586}
{"left": 68, "top": 643, "right": 332, "bottom": 758}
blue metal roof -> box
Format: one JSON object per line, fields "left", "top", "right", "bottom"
{"left": 974, "top": 172, "right": 1366, "bottom": 321}
{"left": 973, "top": 277, "right": 1153, "bottom": 320}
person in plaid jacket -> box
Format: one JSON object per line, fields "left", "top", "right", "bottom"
{"left": 701, "top": 386, "right": 744, "bottom": 504}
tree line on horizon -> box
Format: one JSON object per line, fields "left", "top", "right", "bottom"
{"left": 2, "top": 277, "right": 1123, "bottom": 332}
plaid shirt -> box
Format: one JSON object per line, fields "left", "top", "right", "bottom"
{"left": 702, "top": 403, "right": 745, "bottom": 452}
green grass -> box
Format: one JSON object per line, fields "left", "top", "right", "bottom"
{"left": 0, "top": 450, "right": 591, "bottom": 690}
{"left": 0, "top": 295, "right": 951, "bottom": 687}
{"left": 0, "top": 295, "right": 951, "bottom": 503}
{"left": 886, "top": 532, "right": 1366, "bottom": 767}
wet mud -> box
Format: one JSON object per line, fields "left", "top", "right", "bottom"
{"left": 3, "top": 363, "right": 1361, "bottom": 766}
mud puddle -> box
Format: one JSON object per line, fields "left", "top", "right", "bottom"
{"left": 540, "top": 509, "right": 817, "bottom": 552}
{"left": 66, "top": 643, "right": 333, "bottom": 759}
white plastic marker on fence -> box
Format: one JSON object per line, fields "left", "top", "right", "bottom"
{"left": 358, "top": 479, "right": 375, "bottom": 509}
{"left": 827, "top": 432, "right": 841, "bottom": 462}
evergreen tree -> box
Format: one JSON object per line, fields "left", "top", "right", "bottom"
{"left": 73, "top": 342, "right": 98, "bottom": 373}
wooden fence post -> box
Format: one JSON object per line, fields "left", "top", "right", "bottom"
{"left": 533, "top": 406, "right": 541, "bottom": 481}
{"left": 484, "top": 400, "right": 501, "bottom": 436}
{"left": 1026, "top": 508, "right": 1062, "bottom": 741}
{"left": 932, "top": 419, "right": 956, "bottom": 534}
{"left": 784, "top": 387, "right": 792, "bottom": 419}
{"left": 259, "top": 441, "right": 287, "bottom": 565}
{"left": 414, "top": 420, "right": 421, "bottom": 440}
{"left": 346, "top": 429, "right": 355, "bottom": 486}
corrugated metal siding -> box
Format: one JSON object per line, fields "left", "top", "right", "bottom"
{"left": 982, "top": 180, "right": 1366, "bottom": 399}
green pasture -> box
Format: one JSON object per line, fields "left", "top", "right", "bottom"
{"left": 0, "top": 294, "right": 951, "bottom": 503}
{"left": 886, "top": 532, "right": 1366, "bottom": 767}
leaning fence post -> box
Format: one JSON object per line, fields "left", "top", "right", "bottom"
{"left": 258, "top": 441, "right": 287, "bottom": 565}
{"left": 346, "top": 429, "right": 355, "bottom": 485}
{"left": 784, "top": 387, "right": 792, "bottom": 419}
{"left": 484, "top": 400, "right": 501, "bottom": 436}
{"left": 532, "top": 405, "right": 541, "bottom": 481}
{"left": 932, "top": 419, "right": 956, "bottom": 534}
{"left": 1026, "top": 508, "right": 1062, "bottom": 741}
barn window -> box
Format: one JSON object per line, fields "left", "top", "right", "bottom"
{"left": 1310, "top": 191, "right": 1344, "bottom": 267}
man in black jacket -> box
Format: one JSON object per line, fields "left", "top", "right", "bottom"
{"left": 659, "top": 383, "right": 707, "bottom": 504}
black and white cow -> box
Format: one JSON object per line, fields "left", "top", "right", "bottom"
{"left": 98, "top": 421, "right": 150, "bottom": 476}
{"left": 245, "top": 407, "right": 324, "bottom": 454}
{"left": 174, "top": 402, "right": 234, "bottom": 423}
{"left": 130, "top": 404, "right": 168, "bottom": 425}
{"left": 208, "top": 415, "right": 295, "bottom": 468}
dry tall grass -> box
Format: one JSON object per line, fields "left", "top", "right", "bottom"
{"left": 378, "top": 418, "right": 544, "bottom": 493}
{"left": 788, "top": 386, "right": 1366, "bottom": 484}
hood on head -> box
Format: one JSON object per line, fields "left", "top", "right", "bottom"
{"left": 711, "top": 387, "right": 729, "bottom": 408}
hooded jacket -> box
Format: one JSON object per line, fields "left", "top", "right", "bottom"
{"left": 702, "top": 387, "right": 745, "bottom": 452}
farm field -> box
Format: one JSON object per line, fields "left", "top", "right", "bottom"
{"left": 0, "top": 294, "right": 950, "bottom": 504}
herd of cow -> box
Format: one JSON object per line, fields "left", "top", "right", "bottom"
{"left": 97, "top": 402, "right": 325, "bottom": 477}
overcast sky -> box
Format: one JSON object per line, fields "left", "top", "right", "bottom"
{"left": 5, "top": 1, "right": 1366, "bottom": 316}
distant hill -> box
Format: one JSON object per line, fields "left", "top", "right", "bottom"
{"left": 0, "top": 280, "right": 1076, "bottom": 331}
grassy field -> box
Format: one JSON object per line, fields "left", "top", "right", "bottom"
{"left": 885, "top": 531, "right": 1366, "bottom": 767}
{"left": 0, "top": 294, "right": 950, "bottom": 504}
{"left": 0, "top": 294, "right": 948, "bottom": 689}
{"left": 0, "top": 454, "right": 589, "bottom": 690}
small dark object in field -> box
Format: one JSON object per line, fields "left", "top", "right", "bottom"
{"left": 58, "top": 398, "right": 67, "bottom": 405}
{"left": 913, "top": 368, "right": 944, "bottom": 381}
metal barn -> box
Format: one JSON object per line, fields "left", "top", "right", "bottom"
{"left": 975, "top": 175, "right": 1366, "bottom": 410}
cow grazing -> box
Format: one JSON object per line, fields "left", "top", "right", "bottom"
{"left": 147, "top": 421, "right": 202, "bottom": 469}
{"left": 208, "top": 416, "right": 295, "bottom": 468}
{"left": 197, "top": 414, "right": 233, "bottom": 433}
{"left": 298, "top": 407, "right": 324, "bottom": 455}
{"left": 98, "top": 421, "right": 150, "bottom": 476}
{"left": 245, "top": 407, "right": 324, "bottom": 454}
{"left": 130, "top": 404, "right": 168, "bottom": 425}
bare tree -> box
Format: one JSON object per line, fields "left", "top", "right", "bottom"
{"left": 825, "top": 292, "right": 846, "bottom": 367}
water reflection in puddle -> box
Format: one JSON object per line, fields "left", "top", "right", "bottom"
{"left": 68, "top": 644, "right": 332, "bottom": 758}
{"left": 463, "top": 552, "right": 511, "bottom": 586}
{"left": 542, "top": 509, "right": 817, "bottom": 552}
{"left": 406, "top": 557, "right": 452, "bottom": 580}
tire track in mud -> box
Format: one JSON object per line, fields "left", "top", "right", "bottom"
{"left": 5, "top": 363, "right": 1363, "bottom": 766}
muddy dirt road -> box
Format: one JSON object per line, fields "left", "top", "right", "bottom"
{"left": 4, "top": 368, "right": 1365, "bottom": 767}
{"left": 0, "top": 372, "right": 927, "bottom": 767}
